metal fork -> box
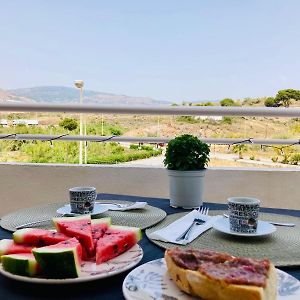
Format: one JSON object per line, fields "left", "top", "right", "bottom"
{"left": 175, "top": 206, "right": 209, "bottom": 241}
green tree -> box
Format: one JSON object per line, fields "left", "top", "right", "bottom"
{"left": 264, "top": 97, "right": 276, "bottom": 107}
{"left": 59, "top": 118, "right": 78, "bottom": 131}
{"left": 220, "top": 98, "right": 236, "bottom": 106}
{"left": 274, "top": 89, "right": 300, "bottom": 108}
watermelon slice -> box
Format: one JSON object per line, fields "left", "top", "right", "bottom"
{"left": 104, "top": 225, "right": 142, "bottom": 238}
{"left": 2, "top": 253, "right": 40, "bottom": 277}
{"left": 32, "top": 238, "right": 82, "bottom": 278}
{"left": 95, "top": 225, "right": 142, "bottom": 264}
{"left": 0, "top": 239, "right": 33, "bottom": 259}
{"left": 91, "top": 218, "right": 111, "bottom": 245}
{"left": 53, "top": 215, "right": 94, "bottom": 258}
{"left": 13, "top": 228, "right": 69, "bottom": 246}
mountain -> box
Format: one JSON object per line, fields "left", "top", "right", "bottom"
{"left": 9, "top": 86, "right": 171, "bottom": 106}
{"left": 0, "top": 88, "right": 34, "bottom": 103}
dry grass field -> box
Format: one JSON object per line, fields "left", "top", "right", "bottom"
{"left": 0, "top": 107, "right": 299, "bottom": 168}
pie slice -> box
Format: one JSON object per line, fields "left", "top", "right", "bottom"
{"left": 165, "top": 248, "right": 277, "bottom": 300}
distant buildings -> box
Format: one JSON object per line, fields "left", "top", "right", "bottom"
{"left": 0, "top": 119, "right": 8, "bottom": 127}
{"left": 196, "top": 116, "right": 223, "bottom": 121}
{"left": 12, "top": 119, "right": 39, "bottom": 126}
{"left": 0, "top": 119, "right": 39, "bottom": 126}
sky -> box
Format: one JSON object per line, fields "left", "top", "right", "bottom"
{"left": 0, "top": 0, "right": 300, "bottom": 102}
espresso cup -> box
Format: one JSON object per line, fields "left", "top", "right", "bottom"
{"left": 228, "top": 197, "right": 260, "bottom": 233}
{"left": 69, "top": 186, "right": 96, "bottom": 214}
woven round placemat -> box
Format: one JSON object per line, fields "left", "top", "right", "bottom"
{"left": 146, "top": 210, "right": 300, "bottom": 267}
{"left": 0, "top": 200, "right": 166, "bottom": 232}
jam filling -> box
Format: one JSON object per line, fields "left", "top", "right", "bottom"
{"left": 168, "top": 248, "right": 270, "bottom": 287}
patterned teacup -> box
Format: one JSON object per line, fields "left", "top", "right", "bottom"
{"left": 69, "top": 186, "right": 96, "bottom": 214}
{"left": 228, "top": 197, "right": 260, "bottom": 233}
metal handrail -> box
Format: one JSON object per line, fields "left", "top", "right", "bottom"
{"left": 0, "top": 134, "right": 299, "bottom": 147}
{"left": 0, "top": 103, "right": 299, "bottom": 147}
{"left": 0, "top": 102, "right": 300, "bottom": 117}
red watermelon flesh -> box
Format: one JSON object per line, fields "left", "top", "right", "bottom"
{"left": 91, "top": 218, "right": 111, "bottom": 245}
{"left": 53, "top": 215, "right": 94, "bottom": 258}
{"left": 13, "top": 228, "right": 69, "bottom": 246}
{"left": 0, "top": 239, "right": 33, "bottom": 258}
{"left": 95, "top": 226, "right": 142, "bottom": 264}
{"left": 104, "top": 225, "right": 142, "bottom": 238}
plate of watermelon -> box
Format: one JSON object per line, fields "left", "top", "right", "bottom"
{"left": 0, "top": 215, "right": 144, "bottom": 283}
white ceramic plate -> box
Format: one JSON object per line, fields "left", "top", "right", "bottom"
{"left": 56, "top": 203, "right": 109, "bottom": 216}
{"left": 213, "top": 217, "right": 277, "bottom": 237}
{"left": 0, "top": 244, "right": 143, "bottom": 284}
{"left": 123, "top": 258, "right": 300, "bottom": 300}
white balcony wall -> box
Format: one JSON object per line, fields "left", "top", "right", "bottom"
{"left": 0, "top": 163, "right": 299, "bottom": 216}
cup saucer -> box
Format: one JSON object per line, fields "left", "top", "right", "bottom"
{"left": 56, "top": 203, "right": 109, "bottom": 216}
{"left": 213, "top": 217, "right": 276, "bottom": 237}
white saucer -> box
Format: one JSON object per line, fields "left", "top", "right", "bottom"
{"left": 56, "top": 203, "right": 109, "bottom": 216}
{"left": 213, "top": 217, "right": 277, "bottom": 237}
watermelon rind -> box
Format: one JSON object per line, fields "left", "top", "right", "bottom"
{"left": 91, "top": 217, "right": 111, "bottom": 226}
{"left": 107, "top": 225, "right": 142, "bottom": 241}
{"left": 0, "top": 239, "right": 15, "bottom": 256}
{"left": 0, "top": 239, "right": 33, "bottom": 260}
{"left": 13, "top": 228, "right": 69, "bottom": 246}
{"left": 13, "top": 228, "right": 31, "bottom": 244}
{"left": 2, "top": 253, "right": 40, "bottom": 277}
{"left": 52, "top": 215, "right": 91, "bottom": 229}
{"left": 13, "top": 228, "right": 46, "bottom": 244}
{"left": 32, "top": 239, "right": 81, "bottom": 278}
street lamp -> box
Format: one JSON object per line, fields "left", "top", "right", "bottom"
{"left": 74, "top": 80, "right": 86, "bottom": 164}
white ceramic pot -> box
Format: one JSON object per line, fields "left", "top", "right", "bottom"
{"left": 167, "top": 169, "right": 206, "bottom": 209}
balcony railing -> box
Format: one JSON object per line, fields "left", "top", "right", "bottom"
{"left": 0, "top": 103, "right": 299, "bottom": 147}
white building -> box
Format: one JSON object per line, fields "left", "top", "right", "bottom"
{"left": 197, "top": 116, "right": 223, "bottom": 121}
{"left": 0, "top": 119, "right": 8, "bottom": 127}
{"left": 13, "top": 119, "right": 39, "bottom": 126}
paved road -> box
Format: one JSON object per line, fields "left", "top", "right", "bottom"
{"left": 121, "top": 153, "right": 300, "bottom": 168}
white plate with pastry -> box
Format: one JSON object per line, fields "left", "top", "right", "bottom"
{"left": 123, "top": 256, "right": 300, "bottom": 300}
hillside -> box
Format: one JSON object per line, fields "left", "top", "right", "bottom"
{"left": 0, "top": 89, "right": 34, "bottom": 103}
{"left": 8, "top": 86, "right": 171, "bottom": 106}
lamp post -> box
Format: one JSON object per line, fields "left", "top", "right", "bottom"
{"left": 74, "top": 80, "right": 85, "bottom": 164}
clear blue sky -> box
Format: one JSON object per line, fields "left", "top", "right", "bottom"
{"left": 0, "top": 0, "right": 299, "bottom": 102}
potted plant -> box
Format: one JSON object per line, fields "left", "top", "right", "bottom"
{"left": 164, "top": 134, "right": 210, "bottom": 208}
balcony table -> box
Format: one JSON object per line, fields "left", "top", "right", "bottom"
{"left": 0, "top": 193, "right": 299, "bottom": 300}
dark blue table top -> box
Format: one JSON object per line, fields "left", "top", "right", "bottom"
{"left": 0, "top": 193, "right": 299, "bottom": 300}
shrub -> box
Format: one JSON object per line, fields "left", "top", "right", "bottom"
{"left": 289, "top": 153, "right": 300, "bottom": 165}
{"left": 109, "top": 126, "right": 123, "bottom": 136}
{"left": 59, "top": 118, "right": 78, "bottom": 131}
{"left": 176, "top": 116, "right": 199, "bottom": 124}
{"left": 232, "top": 144, "right": 248, "bottom": 159}
{"left": 220, "top": 98, "right": 236, "bottom": 106}
{"left": 130, "top": 144, "right": 139, "bottom": 150}
{"left": 264, "top": 97, "right": 275, "bottom": 107}
{"left": 222, "top": 117, "right": 232, "bottom": 124}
